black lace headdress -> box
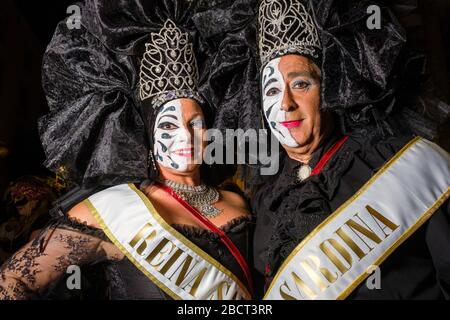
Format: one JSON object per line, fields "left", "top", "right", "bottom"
{"left": 39, "top": 0, "right": 216, "bottom": 187}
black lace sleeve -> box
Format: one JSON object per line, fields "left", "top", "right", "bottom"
{"left": 0, "top": 218, "right": 118, "bottom": 300}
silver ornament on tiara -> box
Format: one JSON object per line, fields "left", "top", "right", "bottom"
{"left": 139, "top": 19, "right": 203, "bottom": 108}
{"left": 258, "top": 0, "right": 322, "bottom": 66}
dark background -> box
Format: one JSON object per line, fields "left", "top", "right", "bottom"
{"left": 0, "top": 0, "right": 77, "bottom": 197}
{"left": 0, "top": 0, "right": 450, "bottom": 198}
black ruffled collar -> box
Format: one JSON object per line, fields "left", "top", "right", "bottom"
{"left": 267, "top": 133, "right": 343, "bottom": 211}
{"left": 260, "top": 134, "right": 360, "bottom": 276}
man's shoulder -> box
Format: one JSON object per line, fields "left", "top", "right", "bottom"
{"left": 347, "top": 133, "right": 416, "bottom": 161}
{"left": 350, "top": 133, "right": 414, "bottom": 152}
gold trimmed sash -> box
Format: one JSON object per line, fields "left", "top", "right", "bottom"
{"left": 84, "top": 184, "right": 251, "bottom": 300}
{"left": 264, "top": 137, "right": 450, "bottom": 300}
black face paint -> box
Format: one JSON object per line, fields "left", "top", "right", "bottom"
{"left": 266, "top": 102, "right": 276, "bottom": 118}
{"left": 271, "top": 121, "right": 285, "bottom": 138}
{"left": 167, "top": 155, "right": 179, "bottom": 169}
{"left": 263, "top": 66, "right": 275, "bottom": 87}
{"left": 158, "top": 141, "right": 168, "bottom": 152}
{"left": 162, "top": 105, "right": 176, "bottom": 113}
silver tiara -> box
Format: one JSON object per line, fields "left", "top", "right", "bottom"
{"left": 258, "top": 0, "right": 322, "bottom": 66}
{"left": 139, "top": 19, "right": 202, "bottom": 108}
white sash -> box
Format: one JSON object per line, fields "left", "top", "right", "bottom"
{"left": 84, "top": 184, "right": 251, "bottom": 300}
{"left": 264, "top": 137, "right": 450, "bottom": 300}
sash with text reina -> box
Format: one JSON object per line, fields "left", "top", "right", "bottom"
{"left": 84, "top": 184, "right": 251, "bottom": 300}
{"left": 264, "top": 137, "right": 450, "bottom": 300}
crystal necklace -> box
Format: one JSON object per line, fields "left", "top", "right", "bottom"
{"left": 164, "top": 179, "right": 223, "bottom": 218}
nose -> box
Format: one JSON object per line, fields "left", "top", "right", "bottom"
{"left": 179, "top": 125, "right": 191, "bottom": 144}
{"left": 281, "top": 87, "right": 297, "bottom": 112}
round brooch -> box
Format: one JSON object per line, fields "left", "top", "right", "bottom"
{"left": 297, "top": 164, "right": 312, "bottom": 182}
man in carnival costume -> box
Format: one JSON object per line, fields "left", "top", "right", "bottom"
{"left": 200, "top": 0, "right": 450, "bottom": 299}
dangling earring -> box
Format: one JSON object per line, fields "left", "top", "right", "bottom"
{"left": 148, "top": 149, "right": 157, "bottom": 171}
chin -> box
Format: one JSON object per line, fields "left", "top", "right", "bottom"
{"left": 284, "top": 134, "right": 312, "bottom": 150}
{"left": 294, "top": 128, "right": 315, "bottom": 144}
{"left": 176, "top": 163, "right": 200, "bottom": 174}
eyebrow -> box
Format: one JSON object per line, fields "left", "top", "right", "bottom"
{"left": 287, "top": 71, "right": 318, "bottom": 80}
{"left": 263, "top": 78, "right": 278, "bottom": 90}
{"left": 188, "top": 113, "right": 203, "bottom": 121}
{"left": 157, "top": 114, "right": 177, "bottom": 122}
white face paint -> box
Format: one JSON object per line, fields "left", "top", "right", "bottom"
{"left": 153, "top": 99, "right": 204, "bottom": 172}
{"left": 261, "top": 58, "right": 299, "bottom": 148}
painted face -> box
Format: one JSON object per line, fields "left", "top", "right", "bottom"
{"left": 262, "top": 57, "right": 299, "bottom": 147}
{"left": 153, "top": 99, "right": 205, "bottom": 172}
{"left": 261, "top": 55, "right": 322, "bottom": 149}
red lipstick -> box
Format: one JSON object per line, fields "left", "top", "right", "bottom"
{"left": 173, "top": 148, "right": 194, "bottom": 157}
{"left": 280, "top": 120, "right": 303, "bottom": 129}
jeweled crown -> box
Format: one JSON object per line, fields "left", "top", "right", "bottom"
{"left": 139, "top": 19, "right": 202, "bottom": 108}
{"left": 258, "top": 0, "right": 322, "bottom": 66}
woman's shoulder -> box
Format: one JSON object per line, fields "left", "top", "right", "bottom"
{"left": 51, "top": 184, "right": 114, "bottom": 229}
{"left": 66, "top": 201, "right": 101, "bottom": 229}
{"left": 61, "top": 183, "right": 135, "bottom": 229}
{"left": 63, "top": 200, "right": 123, "bottom": 259}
